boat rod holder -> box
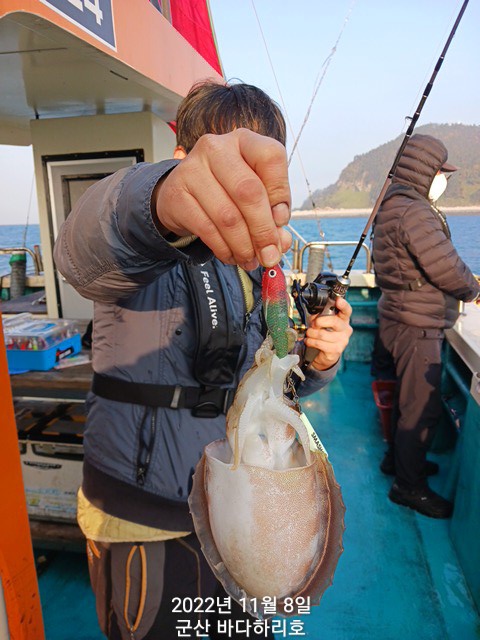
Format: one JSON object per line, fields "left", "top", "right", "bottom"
{"left": 0, "top": 247, "right": 42, "bottom": 275}
{"left": 297, "top": 241, "right": 372, "bottom": 275}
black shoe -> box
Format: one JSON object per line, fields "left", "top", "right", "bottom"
{"left": 380, "top": 453, "right": 439, "bottom": 477}
{"left": 389, "top": 483, "right": 453, "bottom": 519}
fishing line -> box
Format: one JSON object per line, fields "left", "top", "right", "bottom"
{"left": 286, "top": 0, "right": 355, "bottom": 272}
{"left": 22, "top": 172, "right": 35, "bottom": 249}
{"left": 287, "top": 0, "right": 356, "bottom": 167}
{"left": 250, "top": 0, "right": 355, "bottom": 271}
{"left": 249, "top": 0, "right": 330, "bottom": 269}
{"left": 251, "top": 0, "right": 305, "bottom": 272}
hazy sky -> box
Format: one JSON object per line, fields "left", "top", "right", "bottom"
{"left": 0, "top": 0, "right": 478, "bottom": 224}
{"left": 208, "top": 0, "right": 479, "bottom": 207}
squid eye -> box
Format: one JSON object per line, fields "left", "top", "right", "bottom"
{"left": 268, "top": 269, "right": 276, "bottom": 278}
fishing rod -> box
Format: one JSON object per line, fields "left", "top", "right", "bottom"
{"left": 292, "top": 0, "right": 470, "bottom": 364}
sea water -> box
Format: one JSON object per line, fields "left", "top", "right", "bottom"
{"left": 0, "top": 224, "right": 42, "bottom": 275}
{"left": 0, "top": 216, "right": 479, "bottom": 275}
{"left": 286, "top": 214, "right": 480, "bottom": 275}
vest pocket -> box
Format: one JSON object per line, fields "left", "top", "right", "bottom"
{"left": 110, "top": 541, "right": 166, "bottom": 640}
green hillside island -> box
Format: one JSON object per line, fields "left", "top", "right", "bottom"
{"left": 300, "top": 124, "right": 480, "bottom": 211}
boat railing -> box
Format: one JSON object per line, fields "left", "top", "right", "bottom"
{"left": 0, "top": 246, "right": 43, "bottom": 275}
{"left": 292, "top": 240, "right": 373, "bottom": 277}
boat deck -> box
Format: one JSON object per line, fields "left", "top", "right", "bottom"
{"left": 36, "top": 360, "right": 479, "bottom": 639}
{"left": 302, "top": 361, "right": 478, "bottom": 639}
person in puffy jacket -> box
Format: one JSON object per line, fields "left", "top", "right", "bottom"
{"left": 372, "top": 133, "right": 480, "bottom": 519}
{"left": 54, "top": 80, "right": 352, "bottom": 640}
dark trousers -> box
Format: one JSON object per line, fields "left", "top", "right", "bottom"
{"left": 379, "top": 318, "right": 444, "bottom": 489}
{"left": 86, "top": 533, "right": 275, "bottom": 640}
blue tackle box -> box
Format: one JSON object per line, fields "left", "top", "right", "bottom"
{"left": 3, "top": 313, "right": 81, "bottom": 372}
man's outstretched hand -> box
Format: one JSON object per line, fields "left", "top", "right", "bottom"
{"left": 153, "top": 129, "right": 292, "bottom": 270}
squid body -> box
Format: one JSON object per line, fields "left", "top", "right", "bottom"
{"left": 188, "top": 341, "right": 345, "bottom": 618}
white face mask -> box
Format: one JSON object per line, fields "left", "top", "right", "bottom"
{"left": 428, "top": 173, "right": 448, "bottom": 202}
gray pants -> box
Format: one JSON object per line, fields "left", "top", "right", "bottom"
{"left": 86, "top": 534, "right": 274, "bottom": 639}
{"left": 379, "top": 317, "right": 444, "bottom": 488}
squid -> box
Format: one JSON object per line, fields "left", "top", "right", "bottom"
{"left": 188, "top": 266, "right": 345, "bottom": 618}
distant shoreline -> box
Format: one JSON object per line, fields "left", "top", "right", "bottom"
{"left": 1, "top": 205, "right": 479, "bottom": 227}
{"left": 291, "top": 206, "right": 480, "bottom": 218}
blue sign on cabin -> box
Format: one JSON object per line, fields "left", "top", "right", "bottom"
{"left": 40, "top": 0, "right": 116, "bottom": 49}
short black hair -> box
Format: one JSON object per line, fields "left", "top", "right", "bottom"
{"left": 176, "top": 80, "right": 286, "bottom": 153}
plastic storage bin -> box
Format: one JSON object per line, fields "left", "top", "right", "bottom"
{"left": 15, "top": 400, "right": 85, "bottom": 522}
{"left": 3, "top": 313, "right": 81, "bottom": 372}
{"left": 371, "top": 379, "right": 396, "bottom": 442}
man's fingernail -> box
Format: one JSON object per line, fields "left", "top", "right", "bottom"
{"left": 272, "top": 202, "right": 290, "bottom": 226}
{"left": 259, "top": 245, "right": 280, "bottom": 267}
{"left": 242, "top": 259, "right": 259, "bottom": 271}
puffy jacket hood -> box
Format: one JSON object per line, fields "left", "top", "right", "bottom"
{"left": 382, "top": 182, "right": 427, "bottom": 207}
{"left": 392, "top": 134, "right": 448, "bottom": 198}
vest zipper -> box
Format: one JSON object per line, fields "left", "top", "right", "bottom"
{"left": 244, "top": 297, "right": 262, "bottom": 332}
{"left": 236, "top": 265, "right": 258, "bottom": 331}
{"left": 136, "top": 408, "right": 157, "bottom": 486}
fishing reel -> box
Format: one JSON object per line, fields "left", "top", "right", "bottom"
{"left": 291, "top": 272, "right": 351, "bottom": 365}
